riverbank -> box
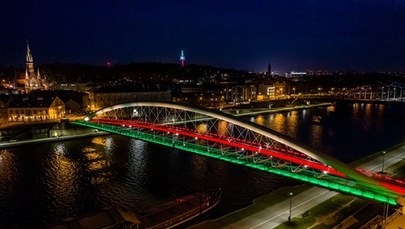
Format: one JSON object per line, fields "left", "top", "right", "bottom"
{"left": 189, "top": 142, "right": 405, "bottom": 229}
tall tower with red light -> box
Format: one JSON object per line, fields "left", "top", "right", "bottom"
{"left": 179, "top": 50, "right": 185, "bottom": 68}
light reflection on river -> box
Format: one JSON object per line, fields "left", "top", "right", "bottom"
{"left": 0, "top": 102, "right": 405, "bottom": 227}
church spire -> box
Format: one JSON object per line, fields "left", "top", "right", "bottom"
{"left": 26, "top": 41, "right": 33, "bottom": 63}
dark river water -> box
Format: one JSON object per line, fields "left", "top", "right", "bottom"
{"left": 0, "top": 102, "right": 405, "bottom": 227}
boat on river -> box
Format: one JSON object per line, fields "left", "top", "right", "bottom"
{"left": 48, "top": 188, "right": 222, "bottom": 229}
{"left": 138, "top": 188, "right": 222, "bottom": 229}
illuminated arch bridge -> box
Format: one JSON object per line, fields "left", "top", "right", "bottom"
{"left": 74, "top": 101, "right": 405, "bottom": 206}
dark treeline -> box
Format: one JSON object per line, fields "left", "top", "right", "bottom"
{"left": 0, "top": 62, "right": 404, "bottom": 88}
{"left": 0, "top": 62, "right": 249, "bottom": 84}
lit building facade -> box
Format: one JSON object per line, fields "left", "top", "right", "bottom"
{"left": 223, "top": 84, "right": 257, "bottom": 104}
{"left": 88, "top": 85, "right": 171, "bottom": 111}
{"left": 7, "top": 96, "right": 65, "bottom": 122}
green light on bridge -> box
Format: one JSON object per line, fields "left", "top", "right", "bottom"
{"left": 73, "top": 121, "right": 397, "bottom": 205}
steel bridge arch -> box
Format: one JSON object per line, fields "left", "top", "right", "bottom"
{"left": 84, "top": 101, "right": 389, "bottom": 191}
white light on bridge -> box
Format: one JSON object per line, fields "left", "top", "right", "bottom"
{"left": 133, "top": 109, "right": 139, "bottom": 117}
{"left": 84, "top": 117, "right": 90, "bottom": 121}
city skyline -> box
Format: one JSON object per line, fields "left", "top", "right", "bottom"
{"left": 1, "top": 1, "right": 405, "bottom": 72}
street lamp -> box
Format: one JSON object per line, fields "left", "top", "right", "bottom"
{"left": 382, "top": 151, "right": 386, "bottom": 173}
{"left": 288, "top": 192, "right": 293, "bottom": 222}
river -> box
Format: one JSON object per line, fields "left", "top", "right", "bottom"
{"left": 0, "top": 101, "right": 404, "bottom": 227}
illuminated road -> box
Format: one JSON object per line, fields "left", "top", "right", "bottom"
{"left": 359, "top": 146, "right": 405, "bottom": 173}
{"left": 223, "top": 187, "right": 337, "bottom": 229}
{"left": 212, "top": 144, "right": 405, "bottom": 229}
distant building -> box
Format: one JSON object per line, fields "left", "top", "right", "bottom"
{"left": 274, "top": 81, "right": 287, "bottom": 96}
{"left": 88, "top": 85, "right": 171, "bottom": 111}
{"left": 223, "top": 84, "right": 256, "bottom": 104}
{"left": 257, "top": 83, "right": 275, "bottom": 100}
{"left": 7, "top": 95, "right": 65, "bottom": 122}
{"left": 290, "top": 71, "right": 307, "bottom": 78}
{"left": 29, "top": 90, "right": 89, "bottom": 115}
{"left": 16, "top": 42, "right": 48, "bottom": 93}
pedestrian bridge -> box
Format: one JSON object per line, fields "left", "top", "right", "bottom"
{"left": 73, "top": 101, "right": 405, "bottom": 206}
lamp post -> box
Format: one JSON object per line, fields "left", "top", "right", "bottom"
{"left": 288, "top": 192, "right": 293, "bottom": 222}
{"left": 382, "top": 151, "right": 386, "bottom": 173}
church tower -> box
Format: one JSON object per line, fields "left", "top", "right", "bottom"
{"left": 24, "top": 42, "right": 47, "bottom": 92}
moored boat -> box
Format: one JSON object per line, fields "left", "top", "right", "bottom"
{"left": 47, "top": 188, "right": 222, "bottom": 229}
{"left": 138, "top": 188, "right": 222, "bottom": 229}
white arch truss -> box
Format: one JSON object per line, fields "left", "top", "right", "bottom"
{"left": 84, "top": 101, "right": 396, "bottom": 196}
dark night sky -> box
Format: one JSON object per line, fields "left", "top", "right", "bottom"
{"left": 1, "top": 0, "right": 405, "bottom": 72}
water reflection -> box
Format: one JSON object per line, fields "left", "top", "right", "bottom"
{"left": 287, "top": 111, "right": 298, "bottom": 139}
{"left": 92, "top": 136, "right": 114, "bottom": 152}
{"left": 271, "top": 113, "right": 287, "bottom": 134}
{"left": 44, "top": 143, "right": 78, "bottom": 209}
{"left": 0, "top": 149, "right": 19, "bottom": 196}
{"left": 92, "top": 137, "right": 106, "bottom": 146}
{"left": 82, "top": 144, "right": 112, "bottom": 185}
{"left": 352, "top": 103, "right": 361, "bottom": 123}
{"left": 377, "top": 104, "right": 385, "bottom": 115}
{"left": 127, "top": 139, "right": 149, "bottom": 188}
{"left": 217, "top": 120, "right": 228, "bottom": 137}
{"left": 255, "top": 115, "right": 265, "bottom": 126}
{"left": 309, "top": 124, "right": 323, "bottom": 148}
{"left": 362, "top": 103, "right": 373, "bottom": 131}
{"left": 197, "top": 123, "right": 208, "bottom": 134}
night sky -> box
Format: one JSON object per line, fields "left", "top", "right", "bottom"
{"left": 1, "top": 0, "right": 405, "bottom": 72}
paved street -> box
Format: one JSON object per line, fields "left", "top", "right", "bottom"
{"left": 224, "top": 187, "right": 337, "bottom": 229}
{"left": 359, "top": 145, "right": 405, "bottom": 173}
{"left": 209, "top": 143, "right": 405, "bottom": 229}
